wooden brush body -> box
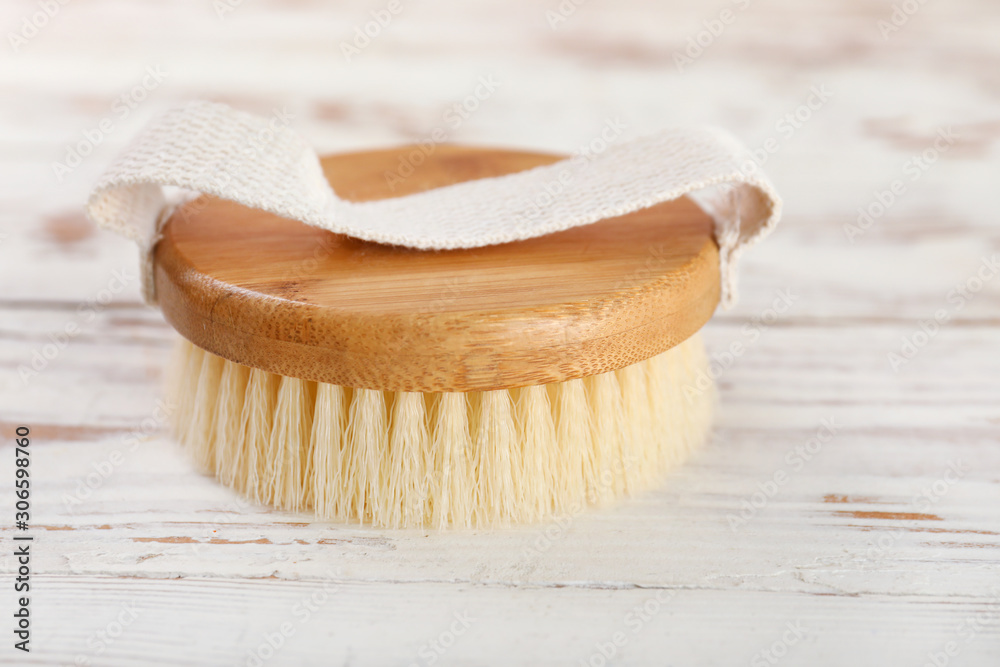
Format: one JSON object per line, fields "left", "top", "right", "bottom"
{"left": 159, "top": 146, "right": 720, "bottom": 527}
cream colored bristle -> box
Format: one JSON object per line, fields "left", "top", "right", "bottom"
{"left": 311, "top": 383, "right": 348, "bottom": 520}
{"left": 617, "top": 361, "right": 656, "bottom": 492}
{"left": 472, "top": 390, "right": 519, "bottom": 526}
{"left": 165, "top": 337, "right": 194, "bottom": 412}
{"left": 169, "top": 334, "right": 714, "bottom": 528}
{"left": 238, "top": 368, "right": 281, "bottom": 500}
{"left": 344, "top": 388, "right": 386, "bottom": 523}
{"left": 171, "top": 340, "right": 204, "bottom": 449}
{"left": 428, "top": 393, "right": 473, "bottom": 528}
{"left": 190, "top": 352, "right": 225, "bottom": 472}
{"left": 550, "top": 379, "right": 594, "bottom": 514}
{"left": 645, "top": 351, "right": 673, "bottom": 461}
{"left": 514, "top": 385, "right": 557, "bottom": 521}
{"left": 214, "top": 361, "right": 251, "bottom": 486}
{"left": 585, "top": 371, "right": 626, "bottom": 504}
{"left": 383, "top": 392, "right": 430, "bottom": 528}
{"left": 268, "top": 376, "right": 316, "bottom": 512}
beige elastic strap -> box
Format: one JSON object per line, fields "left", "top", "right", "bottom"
{"left": 86, "top": 101, "right": 782, "bottom": 308}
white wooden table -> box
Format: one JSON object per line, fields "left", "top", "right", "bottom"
{"left": 2, "top": 0, "right": 999, "bottom": 664}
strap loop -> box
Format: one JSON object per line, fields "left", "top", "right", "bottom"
{"left": 87, "top": 101, "right": 781, "bottom": 308}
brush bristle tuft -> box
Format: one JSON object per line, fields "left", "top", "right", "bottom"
{"left": 168, "top": 335, "right": 714, "bottom": 528}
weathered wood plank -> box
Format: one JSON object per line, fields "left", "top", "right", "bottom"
{"left": 18, "top": 576, "right": 1000, "bottom": 667}
{"left": 3, "top": 425, "right": 997, "bottom": 596}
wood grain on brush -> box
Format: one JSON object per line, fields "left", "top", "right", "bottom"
{"left": 153, "top": 145, "right": 720, "bottom": 392}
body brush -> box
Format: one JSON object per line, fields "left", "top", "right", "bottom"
{"left": 87, "top": 102, "right": 781, "bottom": 528}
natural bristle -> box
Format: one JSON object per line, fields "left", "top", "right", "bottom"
{"left": 168, "top": 336, "right": 715, "bottom": 528}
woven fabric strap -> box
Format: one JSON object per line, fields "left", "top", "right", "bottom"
{"left": 87, "top": 101, "right": 781, "bottom": 308}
